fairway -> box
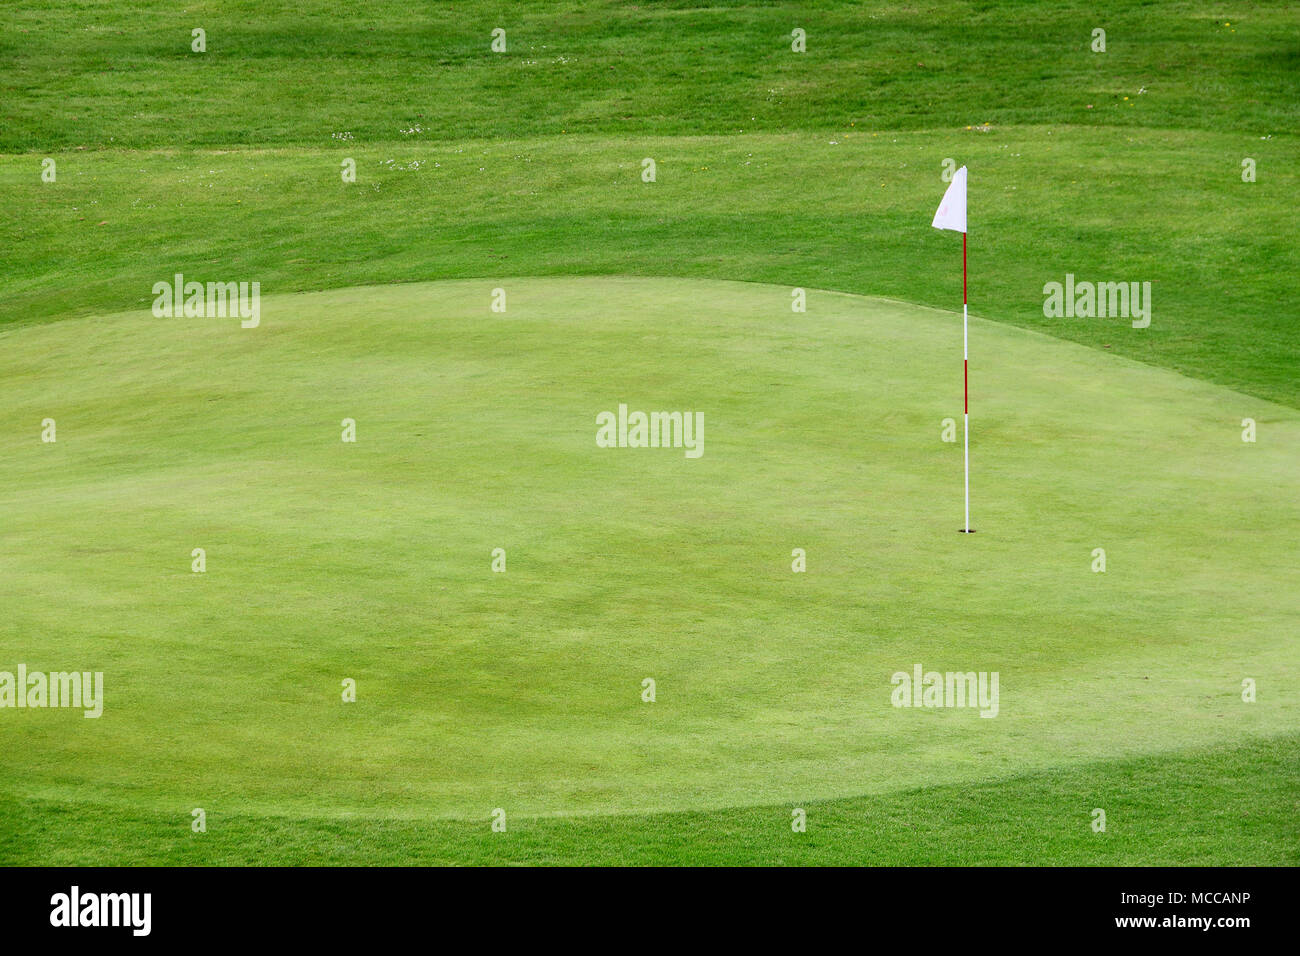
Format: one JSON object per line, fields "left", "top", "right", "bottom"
{"left": 2, "top": 277, "right": 1295, "bottom": 847}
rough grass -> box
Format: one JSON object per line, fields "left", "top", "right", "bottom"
{"left": 3, "top": 127, "right": 1299, "bottom": 406}
{"left": 3, "top": 1, "right": 1296, "bottom": 149}
{"left": 4, "top": 737, "right": 1296, "bottom": 865}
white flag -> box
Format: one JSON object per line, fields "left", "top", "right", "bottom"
{"left": 932, "top": 165, "right": 967, "bottom": 233}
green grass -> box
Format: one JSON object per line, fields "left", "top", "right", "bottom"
{"left": 0, "top": 277, "right": 1296, "bottom": 862}
{"left": 5, "top": 737, "right": 1297, "bottom": 865}
{"left": 4, "top": 1, "right": 1297, "bottom": 149}
{"left": 5, "top": 126, "right": 1299, "bottom": 407}
{"left": 1, "top": 0, "right": 1297, "bottom": 865}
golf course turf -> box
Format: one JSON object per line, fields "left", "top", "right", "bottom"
{"left": 1, "top": 1, "right": 1297, "bottom": 866}
{"left": 1, "top": 278, "right": 1296, "bottom": 864}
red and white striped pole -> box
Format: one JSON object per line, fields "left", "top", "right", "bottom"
{"left": 931, "top": 165, "right": 970, "bottom": 532}
{"left": 962, "top": 230, "right": 970, "bottom": 533}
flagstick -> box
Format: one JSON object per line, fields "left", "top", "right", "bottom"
{"left": 930, "top": 165, "right": 971, "bottom": 533}
{"left": 962, "top": 230, "right": 971, "bottom": 533}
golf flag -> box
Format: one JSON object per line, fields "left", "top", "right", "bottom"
{"left": 932, "top": 166, "right": 972, "bottom": 532}
{"left": 932, "top": 165, "right": 967, "bottom": 233}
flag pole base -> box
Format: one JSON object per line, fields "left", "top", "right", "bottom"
{"left": 958, "top": 528, "right": 976, "bottom": 533}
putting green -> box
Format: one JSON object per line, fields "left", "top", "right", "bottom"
{"left": 0, "top": 276, "right": 1296, "bottom": 822}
